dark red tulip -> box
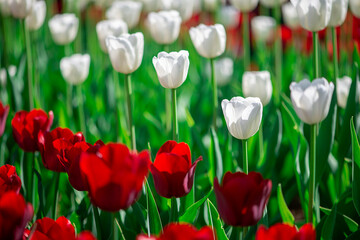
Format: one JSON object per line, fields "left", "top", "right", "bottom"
{"left": 256, "top": 223, "right": 315, "bottom": 240}
{"left": 214, "top": 171, "right": 272, "bottom": 227}
{"left": 80, "top": 143, "right": 150, "bottom": 212}
{"left": 38, "top": 127, "right": 85, "bottom": 172}
{"left": 0, "top": 164, "right": 21, "bottom": 197}
{"left": 30, "top": 216, "right": 75, "bottom": 240}
{"left": 150, "top": 140, "right": 202, "bottom": 198}
{"left": 136, "top": 223, "right": 215, "bottom": 240}
{"left": 0, "top": 192, "right": 33, "bottom": 240}
{"left": 0, "top": 101, "right": 9, "bottom": 137}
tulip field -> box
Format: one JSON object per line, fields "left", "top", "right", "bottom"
{"left": 1, "top": 0, "right": 360, "bottom": 239}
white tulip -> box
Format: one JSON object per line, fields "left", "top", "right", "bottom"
{"left": 106, "top": 1, "right": 142, "bottom": 29}
{"left": 260, "top": 0, "right": 286, "bottom": 8}
{"left": 251, "top": 16, "right": 276, "bottom": 42}
{"left": 218, "top": 6, "right": 240, "bottom": 29}
{"left": 282, "top": 2, "right": 300, "bottom": 29}
{"left": 290, "top": 78, "right": 334, "bottom": 125}
{"left": 336, "top": 76, "right": 352, "bottom": 108}
{"left": 159, "top": 0, "right": 194, "bottom": 21}
{"left": 0, "top": 65, "right": 16, "bottom": 86}
{"left": 221, "top": 97, "right": 263, "bottom": 140}
{"left": 329, "top": 0, "right": 348, "bottom": 27}
{"left": 290, "top": 0, "right": 332, "bottom": 32}
{"left": 242, "top": 71, "right": 273, "bottom": 106}
{"left": 10, "top": 0, "right": 33, "bottom": 19}
{"left": 26, "top": 0, "right": 46, "bottom": 31}
{"left": 60, "top": 54, "right": 90, "bottom": 85}
{"left": 207, "top": 57, "right": 234, "bottom": 86}
{"left": 229, "top": 0, "right": 259, "bottom": 12}
{"left": 106, "top": 33, "right": 144, "bottom": 74}
{"left": 350, "top": 0, "right": 360, "bottom": 18}
{"left": 152, "top": 51, "right": 189, "bottom": 89}
{"left": 189, "top": 24, "right": 226, "bottom": 59}
{"left": 0, "top": 0, "right": 11, "bottom": 16}
{"left": 96, "top": 19, "right": 128, "bottom": 53}
{"left": 147, "top": 10, "right": 181, "bottom": 45}
{"left": 48, "top": 14, "right": 79, "bottom": 45}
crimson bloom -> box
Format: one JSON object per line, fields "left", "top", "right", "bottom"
{"left": 0, "top": 164, "right": 21, "bottom": 196}
{"left": 0, "top": 101, "right": 9, "bottom": 137}
{"left": 150, "top": 140, "right": 202, "bottom": 198}
{"left": 256, "top": 223, "right": 316, "bottom": 240}
{"left": 136, "top": 223, "right": 215, "bottom": 240}
{"left": 214, "top": 171, "right": 272, "bottom": 227}
{"left": 38, "top": 127, "right": 85, "bottom": 172}
{"left": 0, "top": 192, "right": 33, "bottom": 240}
{"left": 11, "top": 109, "right": 53, "bottom": 152}
{"left": 80, "top": 143, "right": 150, "bottom": 212}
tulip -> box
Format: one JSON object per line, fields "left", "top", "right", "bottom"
{"left": 106, "top": 1, "right": 142, "bottom": 29}
{"left": 260, "top": 0, "right": 286, "bottom": 8}
{"left": 48, "top": 14, "right": 79, "bottom": 45}
{"left": 218, "top": 6, "right": 240, "bottom": 29}
{"left": 11, "top": 109, "right": 53, "bottom": 152}
{"left": 256, "top": 223, "right": 316, "bottom": 240}
{"left": 0, "top": 0, "right": 11, "bottom": 16}
{"left": 0, "top": 164, "right": 21, "bottom": 196}
{"left": 0, "top": 101, "right": 9, "bottom": 137}
{"left": 336, "top": 76, "right": 352, "bottom": 108}
{"left": 147, "top": 10, "right": 182, "bottom": 45}
{"left": 329, "top": 0, "right": 349, "bottom": 27}
{"left": 242, "top": 71, "right": 273, "bottom": 106}
{"left": 214, "top": 171, "right": 272, "bottom": 227}
{"left": 282, "top": 2, "right": 300, "bottom": 29}
{"left": 207, "top": 57, "right": 234, "bottom": 87}
{"left": 251, "top": 16, "right": 276, "bottom": 42}
{"left": 60, "top": 54, "right": 90, "bottom": 85}
{"left": 96, "top": 19, "right": 128, "bottom": 53}
{"left": 0, "top": 192, "right": 33, "bottom": 240}
{"left": 229, "top": 0, "right": 259, "bottom": 12}
{"left": 25, "top": 0, "right": 46, "bottom": 31}
{"left": 10, "top": 0, "right": 32, "bottom": 19}
{"left": 350, "top": 0, "right": 360, "bottom": 18}
{"left": 80, "top": 143, "right": 150, "bottom": 212}
{"left": 0, "top": 65, "right": 17, "bottom": 87}
{"left": 77, "top": 231, "right": 97, "bottom": 240}
{"left": 159, "top": 0, "right": 194, "bottom": 21}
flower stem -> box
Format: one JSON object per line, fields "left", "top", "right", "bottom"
{"left": 93, "top": 206, "right": 102, "bottom": 240}
{"left": 171, "top": 88, "right": 178, "bottom": 141}
{"left": 22, "top": 20, "right": 34, "bottom": 110}
{"left": 67, "top": 84, "right": 73, "bottom": 118}
{"left": 241, "top": 227, "right": 248, "bottom": 240}
{"left": 243, "top": 12, "right": 250, "bottom": 71}
{"left": 114, "top": 70, "right": 121, "bottom": 142}
{"left": 274, "top": 5, "right": 282, "bottom": 105}
{"left": 124, "top": 74, "right": 136, "bottom": 150}
{"left": 52, "top": 172, "right": 60, "bottom": 219}
{"left": 332, "top": 27, "right": 339, "bottom": 81}
{"left": 210, "top": 58, "right": 217, "bottom": 130}
{"left": 77, "top": 85, "right": 86, "bottom": 137}
{"left": 313, "top": 31, "right": 320, "bottom": 78}
{"left": 308, "top": 124, "right": 317, "bottom": 223}
{"left": 113, "top": 213, "right": 116, "bottom": 240}
{"left": 259, "top": 123, "right": 264, "bottom": 157}
{"left": 170, "top": 197, "right": 178, "bottom": 223}
{"left": 242, "top": 139, "right": 248, "bottom": 174}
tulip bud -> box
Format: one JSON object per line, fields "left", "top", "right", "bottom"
{"left": 290, "top": 78, "right": 334, "bottom": 125}
{"left": 48, "top": 14, "right": 79, "bottom": 45}
{"left": 260, "top": 0, "right": 286, "bottom": 8}
{"left": 336, "top": 76, "right": 352, "bottom": 108}
{"left": 207, "top": 57, "right": 234, "bottom": 86}
{"left": 282, "top": 2, "right": 300, "bottom": 30}
{"left": 218, "top": 6, "right": 240, "bottom": 29}
{"left": 159, "top": 0, "right": 194, "bottom": 21}
{"left": 229, "top": 0, "right": 259, "bottom": 13}
{"left": 251, "top": 16, "right": 276, "bottom": 42}
{"left": 106, "top": 33, "right": 144, "bottom": 74}
{"left": 96, "top": 19, "right": 128, "bottom": 53}
{"left": 60, "top": 54, "right": 90, "bottom": 85}
{"left": 0, "top": 164, "right": 21, "bottom": 195}
{"left": 10, "top": 0, "right": 33, "bottom": 19}
{"left": 26, "top": 0, "right": 46, "bottom": 31}
{"left": 147, "top": 10, "right": 182, "bottom": 45}
{"left": 106, "top": 1, "right": 142, "bottom": 29}
{"left": 0, "top": 0, "right": 11, "bottom": 16}
{"left": 350, "top": 0, "right": 360, "bottom": 18}
{"left": 221, "top": 97, "right": 263, "bottom": 140}
{"left": 189, "top": 24, "right": 226, "bottom": 59}
{"left": 242, "top": 71, "right": 273, "bottom": 106}
{"left": 329, "top": 0, "right": 348, "bottom": 27}
{"left": 290, "top": 0, "right": 332, "bottom": 32}
{"left": 152, "top": 51, "right": 189, "bottom": 89}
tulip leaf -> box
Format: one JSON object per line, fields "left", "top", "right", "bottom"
{"left": 145, "top": 180, "right": 163, "bottom": 235}
{"left": 321, "top": 204, "right": 337, "bottom": 240}
{"left": 179, "top": 189, "right": 213, "bottom": 223}
{"left": 209, "top": 127, "right": 223, "bottom": 182}
{"left": 351, "top": 117, "right": 360, "bottom": 216}
{"left": 277, "top": 184, "right": 295, "bottom": 226}
{"left": 206, "top": 199, "right": 228, "bottom": 240}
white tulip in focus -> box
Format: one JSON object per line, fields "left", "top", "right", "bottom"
{"left": 218, "top": 6, "right": 240, "bottom": 29}
{"left": 350, "top": 0, "right": 360, "bottom": 18}
{"left": 290, "top": 0, "right": 332, "bottom": 32}
{"left": 336, "top": 76, "right": 352, "bottom": 108}
{"left": 26, "top": 0, "right": 46, "bottom": 31}
{"left": 282, "top": 2, "right": 300, "bottom": 29}
{"left": 0, "top": 0, "right": 11, "bottom": 16}
{"left": 189, "top": 24, "right": 226, "bottom": 59}
{"left": 106, "top": 1, "right": 142, "bottom": 29}
{"left": 60, "top": 54, "right": 90, "bottom": 85}
{"left": 147, "top": 10, "right": 181, "bottom": 45}
{"left": 10, "top": 0, "right": 33, "bottom": 19}
{"left": 290, "top": 78, "right": 334, "bottom": 125}
{"left": 159, "top": 0, "right": 194, "bottom": 21}
{"left": 242, "top": 71, "right": 273, "bottom": 106}
{"left": 329, "top": 0, "right": 348, "bottom": 27}
{"left": 106, "top": 33, "right": 144, "bottom": 74}
{"left": 230, "top": 0, "right": 259, "bottom": 12}
{"left": 96, "top": 19, "right": 128, "bottom": 53}
{"left": 260, "top": 0, "right": 286, "bottom": 8}
{"left": 251, "top": 16, "right": 276, "bottom": 42}
{"left": 207, "top": 57, "right": 234, "bottom": 86}
{"left": 152, "top": 51, "right": 190, "bottom": 89}
{"left": 221, "top": 97, "right": 263, "bottom": 140}
{"left": 48, "top": 14, "right": 79, "bottom": 45}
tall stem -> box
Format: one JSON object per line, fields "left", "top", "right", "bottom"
{"left": 274, "top": 5, "right": 282, "bottom": 105}
{"left": 93, "top": 206, "right": 102, "bottom": 240}
{"left": 170, "top": 197, "right": 178, "bottom": 223}
{"left": 308, "top": 124, "right": 317, "bottom": 223}
{"left": 332, "top": 27, "right": 339, "bottom": 82}
{"left": 313, "top": 32, "right": 320, "bottom": 78}
{"left": 259, "top": 123, "right": 264, "bottom": 157}
{"left": 243, "top": 12, "right": 250, "bottom": 71}
{"left": 114, "top": 70, "right": 121, "bottom": 142}
{"left": 124, "top": 74, "right": 136, "bottom": 150}
{"left": 242, "top": 139, "right": 248, "bottom": 174}
{"left": 23, "top": 20, "right": 34, "bottom": 110}
{"left": 67, "top": 84, "right": 73, "bottom": 118}
{"left": 77, "top": 85, "right": 86, "bottom": 137}
{"left": 171, "top": 88, "right": 178, "bottom": 141}
{"left": 52, "top": 172, "right": 60, "bottom": 219}
{"left": 210, "top": 58, "right": 217, "bottom": 130}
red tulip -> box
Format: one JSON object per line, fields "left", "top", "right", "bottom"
{"left": 11, "top": 109, "right": 53, "bottom": 152}
{"left": 150, "top": 140, "right": 202, "bottom": 198}
{"left": 214, "top": 171, "right": 272, "bottom": 227}
{"left": 80, "top": 143, "right": 150, "bottom": 212}
{"left": 256, "top": 223, "right": 315, "bottom": 240}
{"left": 0, "top": 164, "right": 21, "bottom": 196}
{"left": 38, "top": 127, "right": 85, "bottom": 172}
{"left": 0, "top": 192, "right": 33, "bottom": 240}
{"left": 0, "top": 101, "right": 9, "bottom": 137}
{"left": 136, "top": 223, "right": 215, "bottom": 240}
{"left": 76, "top": 231, "right": 97, "bottom": 240}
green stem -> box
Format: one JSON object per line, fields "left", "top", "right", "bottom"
{"left": 67, "top": 84, "right": 73, "bottom": 118}
{"left": 23, "top": 20, "right": 34, "bottom": 110}
{"left": 242, "top": 139, "right": 248, "bottom": 174}
{"left": 23, "top": 153, "right": 34, "bottom": 203}
{"left": 171, "top": 88, "right": 178, "bottom": 141}
{"left": 243, "top": 12, "right": 250, "bottom": 71}
{"left": 170, "top": 197, "right": 178, "bottom": 223}
{"left": 124, "top": 74, "right": 136, "bottom": 150}
{"left": 114, "top": 70, "right": 121, "bottom": 142}
{"left": 308, "top": 124, "right": 317, "bottom": 223}
{"left": 77, "top": 85, "right": 86, "bottom": 137}
{"left": 274, "top": 5, "right": 282, "bottom": 105}
{"left": 52, "top": 172, "right": 60, "bottom": 219}
{"left": 332, "top": 27, "right": 339, "bottom": 81}
{"left": 112, "top": 213, "right": 116, "bottom": 240}
{"left": 93, "top": 206, "right": 102, "bottom": 240}
{"left": 166, "top": 89, "right": 171, "bottom": 133}
{"left": 241, "top": 227, "right": 248, "bottom": 240}
{"left": 210, "top": 58, "right": 217, "bottom": 130}
{"left": 313, "top": 31, "right": 320, "bottom": 78}
{"left": 259, "top": 123, "right": 264, "bottom": 157}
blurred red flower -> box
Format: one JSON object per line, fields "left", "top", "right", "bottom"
{"left": 214, "top": 171, "right": 272, "bottom": 227}
{"left": 76, "top": 231, "right": 97, "bottom": 240}
{"left": 150, "top": 140, "right": 202, "bottom": 198}
{"left": 80, "top": 143, "right": 150, "bottom": 212}
{"left": 256, "top": 223, "right": 315, "bottom": 240}
{"left": 12, "top": 109, "right": 53, "bottom": 152}
{"left": 0, "top": 101, "right": 9, "bottom": 138}
{"left": 0, "top": 164, "right": 21, "bottom": 196}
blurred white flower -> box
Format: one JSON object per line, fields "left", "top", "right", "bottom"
{"left": 207, "top": 57, "right": 234, "bottom": 86}
{"left": 282, "top": 2, "right": 300, "bottom": 29}
{"left": 60, "top": 54, "right": 90, "bottom": 85}
{"left": 159, "top": 0, "right": 194, "bottom": 21}
{"left": 251, "top": 16, "right": 276, "bottom": 42}
{"left": 329, "top": 0, "right": 348, "bottom": 27}
{"left": 48, "top": 14, "right": 79, "bottom": 45}
{"left": 242, "top": 71, "right": 273, "bottom": 106}
{"left": 218, "top": 6, "right": 240, "bottom": 29}
{"left": 0, "top": 65, "right": 17, "bottom": 86}
{"left": 147, "top": 10, "right": 181, "bottom": 45}
{"left": 230, "top": 0, "right": 259, "bottom": 12}
{"left": 336, "top": 76, "right": 352, "bottom": 108}
{"left": 135, "top": 0, "right": 160, "bottom": 12}
{"left": 10, "top": 0, "right": 33, "bottom": 19}
{"left": 106, "top": 1, "right": 142, "bottom": 29}
{"left": 350, "top": 0, "right": 360, "bottom": 18}
{"left": 96, "top": 19, "right": 128, "bottom": 53}
{"left": 26, "top": 0, "right": 46, "bottom": 31}
{"left": 0, "top": 0, "right": 11, "bottom": 16}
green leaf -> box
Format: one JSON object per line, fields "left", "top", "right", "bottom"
{"left": 321, "top": 204, "right": 337, "bottom": 240}
{"left": 206, "top": 199, "right": 228, "bottom": 240}
{"left": 209, "top": 127, "right": 223, "bottom": 182}
{"left": 277, "top": 184, "right": 295, "bottom": 225}
{"left": 351, "top": 117, "right": 360, "bottom": 216}
{"left": 179, "top": 189, "right": 213, "bottom": 223}
{"left": 145, "top": 180, "right": 163, "bottom": 235}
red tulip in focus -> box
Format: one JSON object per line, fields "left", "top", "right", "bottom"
{"left": 214, "top": 171, "right": 272, "bottom": 227}
{"left": 0, "top": 164, "right": 21, "bottom": 196}
{"left": 38, "top": 127, "right": 85, "bottom": 172}
{"left": 256, "top": 223, "right": 315, "bottom": 240}
{"left": 0, "top": 101, "right": 9, "bottom": 137}
{"left": 80, "top": 143, "right": 150, "bottom": 212}
{"left": 12, "top": 109, "right": 53, "bottom": 152}
{"left": 0, "top": 192, "right": 33, "bottom": 240}
{"left": 136, "top": 223, "right": 215, "bottom": 240}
